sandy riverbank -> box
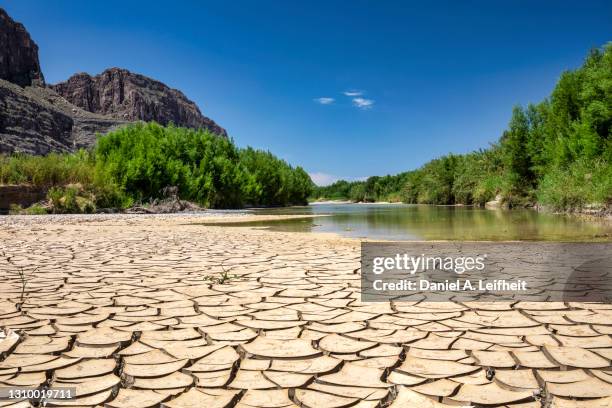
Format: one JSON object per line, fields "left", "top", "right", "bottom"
{"left": 0, "top": 214, "right": 610, "bottom": 407}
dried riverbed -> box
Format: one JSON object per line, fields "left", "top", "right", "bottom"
{"left": 0, "top": 214, "right": 610, "bottom": 407}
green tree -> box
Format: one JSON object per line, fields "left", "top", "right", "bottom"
{"left": 501, "top": 106, "right": 533, "bottom": 187}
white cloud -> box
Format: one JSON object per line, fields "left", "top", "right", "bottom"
{"left": 309, "top": 172, "right": 339, "bottom": 186}
{"left": 352, "top": 97, "right": 374, "bottom": 109}
{"left": 309, "top": 172, "right": 369, "bottom": 186}
{"left": 314, "top": 97, "right": 335, "bottom": 105}
{"left": 343, "top": 90, "right": 363, "bottom": 96}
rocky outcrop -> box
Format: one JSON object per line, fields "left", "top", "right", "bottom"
{"left": 51, "top": 68, "right": 227, "bottom": 137}
{"left": 0, "top": 79, "right": 74, "bottom": 154}
{"left": 0, "top": 78, "right": 128, "bottom": 154}
{"left": 23, "top": 85, "right": 129, "bottom": 150}
{"left": 0, "top": 8, "right": 227, "bottom": 155}
{"left": 0, "top": 8, "right": 44, "bottom": 87}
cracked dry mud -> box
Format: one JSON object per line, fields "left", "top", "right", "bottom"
{"left": 0, "top": 214, "right": 611, "bottom": 408}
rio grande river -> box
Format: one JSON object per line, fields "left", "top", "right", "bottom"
{"left": 232, "top": 203, "right": 612, "bottom": 241}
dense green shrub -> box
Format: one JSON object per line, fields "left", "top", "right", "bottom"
{"left": 46, "top": 185, "right": 95, "bottom": 214}
{"left": 94, "top": 123, "right": 244, "bottom": 207}
{"left": 239, "top": 147, "right": 311, "bottom": 206}
{"left": 93, "top": 123, "right": 312, "bottom": 208}
{"left": 313, "top": 180, "right": 356, "bottom": 201}
{"left": 537, "top": 159, "right": 612, "bottom": 209}
{"left": 0, "top": 123, "right": 313, "bottom": 211}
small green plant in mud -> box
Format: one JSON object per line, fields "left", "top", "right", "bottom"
{"left": 16, "top": 266, "right": 28, "bottom": 312}
{"left": 204, "top": 264, "right": 238, "bottom": 284}
{"left": 1, "top": 251, "right": 32, "bottom": 313}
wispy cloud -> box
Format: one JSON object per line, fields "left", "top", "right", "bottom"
{"left": 315, "top": 91, "right": 375, "bottom": 110}
{"left": 309, "top": 172, "right": 339, "bottom": 186}
{"left": 352, "top": 97, "right": 374, "bottom": 110}
{"left": 314, "top": 97, "right": 335, "bottom": 105}
{"left": 309, "top": 172, "right": 369, "bottom": 186}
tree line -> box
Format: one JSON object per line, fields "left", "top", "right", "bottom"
{"left": 313, "top": 44, "right": 611, "bottom": 210}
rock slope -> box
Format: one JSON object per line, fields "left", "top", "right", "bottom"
{"left": 0, "top": 79, "right": 129, "bottom": 154}
{"left": 52, "top": 68, "right": 227, "bottom": 137}
{"left": 0, "top": 8, "right": 226, "bottom": 155}
{"left": 0, "top": 79, "right": 73, "bottom": 154}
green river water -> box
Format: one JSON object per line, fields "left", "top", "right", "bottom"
{"left": 221, "top": 203, "right": 612, "bottom": 241}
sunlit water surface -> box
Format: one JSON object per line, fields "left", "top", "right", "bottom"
{"left": 208, "top": 203, "right": 612, "bottom": 241}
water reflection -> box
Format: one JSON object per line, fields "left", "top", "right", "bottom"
{"left": 228, "top": 204, "right": 611, "bottom": 241}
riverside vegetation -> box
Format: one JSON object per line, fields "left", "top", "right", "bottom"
{"left": 0, "top": 123, "right": 313, "bottom": 213}
{"left": 313, "top": 45, "right": 612, "bottom": 212}
{"left": 2, "top": 45, "right": 610, "bottom": 215}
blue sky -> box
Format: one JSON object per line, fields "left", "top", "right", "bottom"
{"left": 4, "top": 1, "right": 611, "bottom": 185}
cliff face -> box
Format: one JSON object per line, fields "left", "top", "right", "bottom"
{"left": 0, "top": 8, "right": 44, "bottom": 87}
{"left": 0, "top": 79, "right": 128, "bottom": 155}
{"left": 0, "top": 79, "right": 73, "bottom": 154}
{"left": 51, "top": 69, "right": 227, "bottom": 137}
{"left": 0, "top": 8, "right": 227, "bottom": 155}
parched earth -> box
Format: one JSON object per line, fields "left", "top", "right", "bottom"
{"left": 0, "top": 214, "right": 611, "bottom": 408}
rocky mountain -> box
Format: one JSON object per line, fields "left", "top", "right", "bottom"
{"left": 51, "top": 68, "right": 227, "bottom": 137}
{"left": 0, "top": 8, "right": 44, "bottom": 87}
{"left": 0, "top": 8, "right": 226, "bottom": 155}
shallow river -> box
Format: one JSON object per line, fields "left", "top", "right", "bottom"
{"left": 239, "top": 203, "right": 611, "bottom": 241}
